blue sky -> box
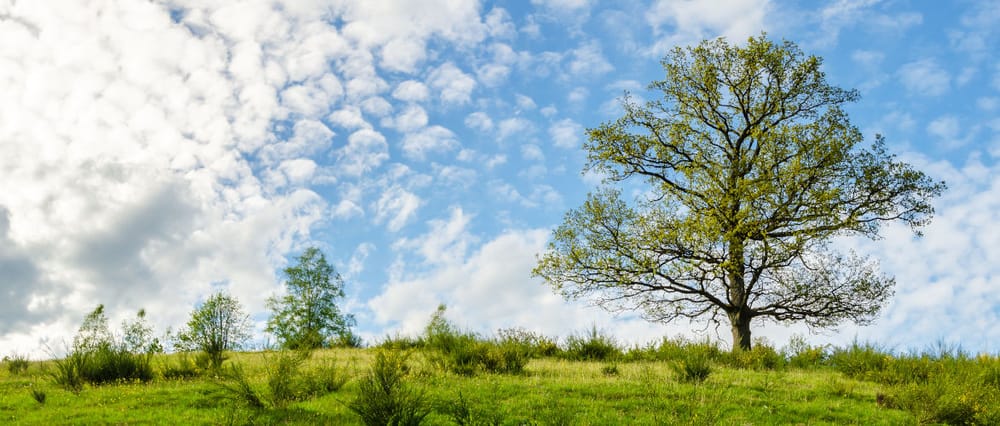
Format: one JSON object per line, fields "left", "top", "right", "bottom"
{"left": 1, "top": 0, "right": 998, "bottom": 357}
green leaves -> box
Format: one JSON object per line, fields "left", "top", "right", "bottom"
{"left": 536, "top": 35, "right": 944, "bottom": 351}
{"left": 175, "top": 292, "right": 251, "bottom": 369}
{"left": 265, "top": 247, "right": 356, "bottom": 350}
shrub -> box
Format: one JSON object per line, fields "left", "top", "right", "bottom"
{"left": 50, "top": 305, "right": 158, "bottom": 391}
{"left": 302, "top": 358, "right": 350, "bottom": 395}
{"left": 51, "top": 343, "right": 154, "bottom": 390}
{"left": 377, "top": 334, "right": 423, "bottom": 350}
{"left": 161, "top": 352, "right": 202, "bottom": 380}
{"left": 727, "top": 341, "right": 784, "bottom": 370}
{"left": 3, "top": 353, "right": 30, "bottom": 375}
{"left": 563, "top": 326, "right": 621, "bottom": 361}
{"left": 784, "top": 335, "right": 828, "bottom": 369}
{"left": 216, "top": 363, "right": 265, "bottom": 410}
{"left": 496, "top": 327, "right": 560, "bottom": 358}
{"left": 349, "top": 350, "right": 429, "bottom": 426}
{"left": 51, "top": 351, "right": 86, "bottom": 394}
{"left": 828, "top": 340, "right": 893, "bottom": 380}
{"left": 266, "top": 350, "right": 310, "bottom": 407}
{"left": 478, "top": 341, "right": 529, "bottom": 375}
{"left": 672, "top": 355, "right": 711, "bottom": 384}
{"left": 422, "top": 306, "right": 529, "bottom": 376}
{"left": 601, "top": 363, "right": 620, "bottom": 377}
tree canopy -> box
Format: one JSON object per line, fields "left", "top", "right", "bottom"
{"left": 533, "top": 35, "right": 945, "bottom": 351}
{"left": 266, "top": 247, "right": 356, "bottom": 349}
{"left": 175, "top": 291, "right": 251, "bottom": 369}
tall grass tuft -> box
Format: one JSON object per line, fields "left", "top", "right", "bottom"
{"left": 349, "top": 350, "right": 429, "bottom": 426}
{"left": 671, "top": 355, "right": 712, "bottom": 384}
{"left": 422, "top": 305, "right": 529, "bottom": 375}
{"left": 31, "top": 387, "right": 47, "bottom": 404}
{"left": 161, "top": 352, "right": 202, "bottom": 380}
{"left": 3, "top": 353, "right": 31, "bottom": 375}
{"left": 562, "top": 326, "right": 621, "bottom": 361}
{"left": 216, "top": 363, "right": 265, "bottom": 410}
{"left": 266, "top": 350, "right": 310, "bottom": 407}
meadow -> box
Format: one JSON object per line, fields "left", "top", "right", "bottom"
{"left": 3, "top": 329, "right": 999, "bottom": 425}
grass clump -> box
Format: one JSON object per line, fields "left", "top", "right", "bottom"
{"left": 671, "top": 355, "right": 712, "bottom": 384}
{"left": 161, "top": 352, "right": 202, "bottom": 380}
{"left": 30, "top": 387, "right": 46, "bottom": 404}
{"left": 3, "top": 352, "right": 31, "bottom": 375}
{"left": 422, "top": 305, "right": 530, "bottom": 376}
{"left": 216, "top": 363, "right": 266, "bottom": 410}
{"left": 562, "top": 326, "right": 621, "bottom": 361}
{"left": 349, "top": 350, "right": 429, "bottom": 426}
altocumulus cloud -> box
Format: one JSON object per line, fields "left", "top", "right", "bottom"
{"left": 0, "top": 0, "right": 494, "bottom": 355}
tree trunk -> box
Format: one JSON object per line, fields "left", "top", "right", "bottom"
{"left": 729, "top": 309, "right": 752, "bottom": 351}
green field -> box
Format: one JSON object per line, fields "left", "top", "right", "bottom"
{"left": 3, "top": 339, "right": 998, "bottom": 425}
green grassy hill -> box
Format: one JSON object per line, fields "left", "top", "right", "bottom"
{"left": 3, "top": 337, "right": 998, "bottom": 425}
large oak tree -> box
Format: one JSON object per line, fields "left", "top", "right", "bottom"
{"left": 533, "top": 36, "right": 945, "bottom": 351}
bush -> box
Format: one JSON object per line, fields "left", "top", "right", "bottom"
{"left": 478, "top": 341, "right": 529, "bottom": 375}
{"left": 496, "top": 327, "right": 560, "bottom": 358}
{"left": 672, "top": 355, "right": 711, "bottom": 384}
{"left": 303, "top": 358, "right": 350, "bottom": 395}
{"left": 727, "top": 341, "right": 784, "bottom": 370}
{"left": 422, "top": 306, "right": 529, "bottom": 376}
{"left": 51, "top": 350, "right": 86, "bottom": 394}
{"left": 216, "top": 363, "right": 265, "bottom": 410}
{"left": 784, "top": 335, "right": 828, "bottom": 369}
{"left": 266, "top": 350, "right": 310, "bottom": 407}
{"left": 161, "top": 352, "right": 202, "bottom": 380}
{"left": 50, "top": 305, "right": 158, "bottom": 391}
{"left": 349, "top": 350, "right": 429, "bottom": 426}
{"left": 51, "top": 343, "right": 154, "bottom": 391}
{"left": 563, "top": 326, "right": 621, "bottom": 361}
{"left": 3, "top": 353, "right": 30, "bottom": 375}
{"left": 829, "top": 340, "right": 893, "bottom": 381}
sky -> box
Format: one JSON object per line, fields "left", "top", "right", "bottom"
{"left": 1, "top": 0, "right": 998, "bottom": 358}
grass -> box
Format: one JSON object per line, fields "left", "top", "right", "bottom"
{"left": 3, "top": 336, "right": 999, "bottom": 424}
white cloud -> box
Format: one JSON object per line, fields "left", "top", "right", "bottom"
{"left": 484, "top": 7, "right": 516, "bottom": 39}
{"left": 334, "top": 0, "right": 487, "bottom": 73}
{"left": 327, "top": 106, "right": 370, "bottom": 130}
{"left": 977, "top": 97, "right": 999, "bottom": 111}
{"left": 391, "top": 80, "right": 431, "bottom": 103}
{"left": 428, "top": 62, "right": 477, "bottom": 105}
{"left": 521, "top": 144, "right": 545, "bottom": 161}
{"left": 497, "top": 117, "right": 534, "bottom": 141}
{"left": 0, "top": 0, "right": 356, "bottom": 354}
{"left": 401, "top": 125, "right": 460, "bottom": 160}
{"left": 566, "top": 41, "right": 613, "bottom": 78}
{"left": 379, "top": 37, "right": 427, "bottom": 73}
{"left": 476, "top": 64, "right": 511, "bottom": 87}
{"left": 567, "top": 87, "right": 589, "bottom": 104}
{"left": 898, "top": 59, "right": 951, "bottom": 96}
{"left": 374, "top": 186, "right": 422, "bottom": 232}
{"left": 389, "top": 104, "right": 429, "bottom": 133}
{"left": 337, "top": 128, "right": 389, "bottom": 176}
{"left": 464, "top": 111, "right": 494, "bottom": 132}
{"left": 515, "top": 94, "right": 538, "bottom": 111}
{"left": 368, "top": 226, "right": 676, "bottom": 344}
{"left": 647, "top": 0, "right": 770, "bottom": 52}
{"left": 549, "top": 118, "right": 583, "bottom": 149}
{"left": 927, "top": 115, "right": 968, "bottom": 150}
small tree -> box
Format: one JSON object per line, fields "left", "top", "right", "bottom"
{"left": 266, "top": 247, "right": 356, "bottom": 349}
{"left": 176, "top": 292, "right": 252, "bottom": 369}
{"left": 534, "top": 35, "right": 945, "bottom": 351}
